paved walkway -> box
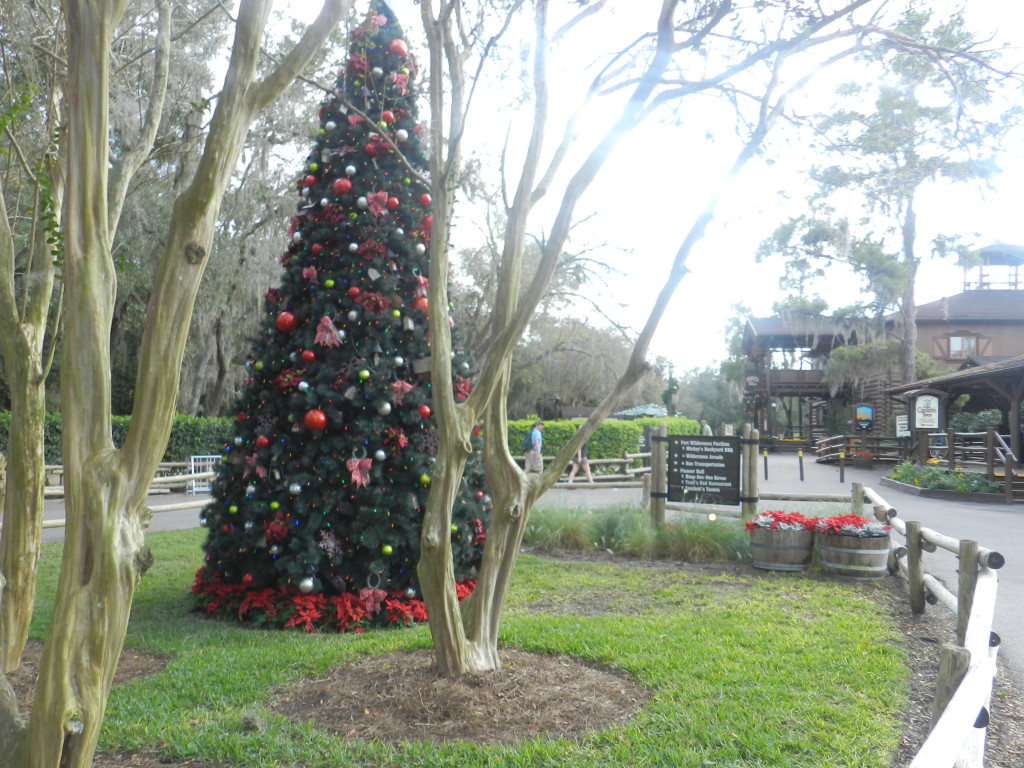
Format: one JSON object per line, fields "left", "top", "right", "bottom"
{"left": 546, "top": 453, "right": 1024, "bottom": 689}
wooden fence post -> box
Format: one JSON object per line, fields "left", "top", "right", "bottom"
{"left": 740, "top": 424, "right": 759, "bottom": 522}
{"left": 946, "top": 428, "right": 956, "bottom": 470}
{"left": 957, "top": 539, "right": 979, "bottom": 646}
{"left": 649, "top": 423, "right": 667, "bottom": 528}
{"left": 906, "top": 521, "right": 925, "bottom": 615}
{"left": 930, "top": 644, "right": 971, "bottom": 733}
{"left": 851, "top": 482, "right": 863, "bottom": 514}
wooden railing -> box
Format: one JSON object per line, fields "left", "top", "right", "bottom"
{"left": 657, "top": 480, "right": 1003, "bottom": 765}
{"left": 863, "top": 486, "right": 1003, "bottom": 768}
{"left": 515, "top": 451, "right": 652, "bottom": 484}
{"left": 814, "top": 434, "right": 903, "bottom": 463}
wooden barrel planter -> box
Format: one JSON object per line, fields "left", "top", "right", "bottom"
{"left": 817, "top": 533, "right": 890, "bottom": 580}
{"left": 749, "top": 529, "right": 815, "bottom": 572}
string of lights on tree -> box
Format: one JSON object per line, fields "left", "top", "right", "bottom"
{"left": 193, "top": 1, "right": 491, "bottom": 631}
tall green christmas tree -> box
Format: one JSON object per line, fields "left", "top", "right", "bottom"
{"left": 193, "top": 2, "right": 490, "bottom": 631}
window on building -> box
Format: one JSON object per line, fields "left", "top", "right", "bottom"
{"left": 948, "top": 335, "right": 977, "bottom": 359}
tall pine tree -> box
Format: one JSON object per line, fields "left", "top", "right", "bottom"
{"left": 193, "top": 2, "right": 490, "bottom": 630}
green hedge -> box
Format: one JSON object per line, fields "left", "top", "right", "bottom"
{"left": 0, "top": 413, "right": 698, "bottom": 466}
{"left": 507, "top": 416, "right": 699, "bottom": 461}
{"left": 0, "top": 413, "right": 234, "bottom": 464}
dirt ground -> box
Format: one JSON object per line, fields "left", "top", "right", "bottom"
{"left": 10, "top": 559, "right": 1024, "bottom": 768}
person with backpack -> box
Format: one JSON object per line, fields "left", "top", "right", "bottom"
{"left": 523, "top": 420, "right": 544, "bottom": 473}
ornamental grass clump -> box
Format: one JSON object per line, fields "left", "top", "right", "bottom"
{"left": 743, "top": 509, "right": 817, "bottom": 533}
{"left": 816, "top": 514, "right": 890, "bottom": 538}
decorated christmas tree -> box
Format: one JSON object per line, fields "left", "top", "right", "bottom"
{"left": 193, "top": 2, "right": 490, "bottom": 631}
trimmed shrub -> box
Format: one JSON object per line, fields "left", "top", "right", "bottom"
{"left": 507, "top": 416, "right": 699, "bottom": 461}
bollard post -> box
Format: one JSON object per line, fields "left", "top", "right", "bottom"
{"left": 797, "top": 449, "right": 804, "bottom": 482}
{"left": 839, "top": 451, "right": 845, "bottom": 484}
{"left": 762, "top": 449, "right": 768, "bottom": 481}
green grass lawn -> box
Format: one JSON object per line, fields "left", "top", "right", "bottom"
{"left": 29, "top": 516, "right": 909, "bottom": 768}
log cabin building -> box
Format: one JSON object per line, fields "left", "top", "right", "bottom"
{"left": 741, "top": 244, "right": 1024, "bottom": 449}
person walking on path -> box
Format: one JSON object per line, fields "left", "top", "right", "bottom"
{"left": 567, "top": 442, "right": 593, "bottom": 483}
{"left": 700, "top": 419, "right": 713, "bottom": 436}
{"left": 525, "top": 421, "right": 544, "bottom": 474}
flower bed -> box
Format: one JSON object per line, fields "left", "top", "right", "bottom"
{"left": 883, "top": 461, "right": 1004, "bottom": 501}
{"left": 191, "top": 569, "right": 474, "bottom": 633}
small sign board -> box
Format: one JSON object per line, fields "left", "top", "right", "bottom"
{"left": 895, "top": 415, "right": 910, "bottom": 438}
{"left": 913, "top": 394, "right": 941, "bottom": 430}
{"left": 666, "top": 435, "right": 741, "bottom": 505}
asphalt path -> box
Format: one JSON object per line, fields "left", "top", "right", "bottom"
{"left": 39, "top": 454, "right": 1022, "bottom": 688}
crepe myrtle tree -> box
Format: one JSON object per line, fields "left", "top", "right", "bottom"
{"left": 405, "top": 0, "right": 998, "bottom": 676}
{"left": 0, "top": 2, "right": 351, "bottom": 767}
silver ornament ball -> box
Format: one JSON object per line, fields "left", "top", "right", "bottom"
{"left": 377, "top": 402, "right": 392, "bottom": 416}
{"left": 289, "top": 482, "right": 302, "bottom": 494}
{"left": 374, "top": 449, "right": 387, "bottom": 461}
{"left": 299, "top": 577, "right": 315, "bottom": 594}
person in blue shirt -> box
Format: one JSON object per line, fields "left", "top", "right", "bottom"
{"left": 526, "top": 421, "right": 544, "bottom": 473}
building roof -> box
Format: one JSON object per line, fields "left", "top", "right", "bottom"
{"left": 612, "top": 403, "right": 667, "bottom": 419}
{"left": 742, "top": 317, "right": 853, "bottom": 358}
{"left": 915, "top": 290, "right": 1024, "bottom": 323}
{"left": 978, "top": 243, "right": 1024, "bottom": 267}
{"left": 886, "top": 352, "right": 1024, "bottom": 396}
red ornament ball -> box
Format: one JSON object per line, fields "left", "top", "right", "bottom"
{"left": 381, "top": 110, "right": 395, "bottom": 125}
{"left": 418, "top": 404, "right": 431, "bottom": 419}
{"left": 347, "top": 286, "right": 361, "bottom": 298}
{"left": 276, "top": 311, "right": 297, "bottom": 333}
{"left": 332, "top": 177, "right": 353, "bottom": 195}
{"left": 304, "top": 409, "right": 328, "bottom": 431}
{"left": 236, "top": 412, "right": 247, "bottom": 423}
{"left": 241, "top": 573, "right": 254, "bottom": 587}
{"left": 386, "top": 196, "right": 400, "bottom": 210}
{"left": 301, "top": 349, "right": 316, "bottom": 363}
{"left": 255, "top": 435, "right": 270, "bottom": 449}
{"left": 303, "top": 174, "right": 317, "bottom": 187}
{"left": 389, "top": 39, "right": 408, "bottom": 57}
{"left": 412, "top": 296, "right": 428, "bottom": 313}
{"left": 311, "top": 243, "right": 323, "bottom": 255}
{"left": 419, "top": 193, "right": 432, "bottom": 207}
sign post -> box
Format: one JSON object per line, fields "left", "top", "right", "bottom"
{"left": 666, "top": 434, "right": 742, "bottom": 505}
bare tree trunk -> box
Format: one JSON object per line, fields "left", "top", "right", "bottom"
{"left": 0, "top": 116, "right": 63, "bottom": 675}
{"left": 17, "top": 3, "right": 350, "bottom": 765}
{"left": 899, "top": 196, "right": 919, "bottom": 385}
{"left": 0, "top": 368, "right": 49, "bottom": 674}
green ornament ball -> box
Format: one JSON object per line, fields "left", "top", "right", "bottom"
{"left": 358, "top": 369, "right": 370, "bottom": 380}
{"left": 419, "top": 474, "right": 431, "bottom": 486}
{"left": 324, "top": 278, "right": 335, "bottom": 288}
{"left": 309, "top": 162, "right": 318, "bottom": 172}
{"left": 381, "top": 544, "right": 393, "bottom": 556}
{"left": 254, "top": 361, "right": 263, "bottom": 371}
{"left": 450, "top": 524, "right": 458, "bottom": 533}
{"left": 228, "top": 505, "right": 238, "bottom": 514}
{"left": 270, "top": 501, "right": 280, "bottom": 510}
{"left": 391, "top": 309, "right": 401, "bottom": 318}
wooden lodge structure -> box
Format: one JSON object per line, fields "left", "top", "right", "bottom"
{"left": 741, "top": 243, "right": 1024, "bottom": 453}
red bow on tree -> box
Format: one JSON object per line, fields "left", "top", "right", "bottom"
{"left": 367, "top": 190, "right": 389, "bottom": 217}
{"left": 314, "top": 316, "right": 343, "bottom": 347}
{"left": 346, "top": 457, "right": 372, "bottom": 488}
{"left": 391, "top": 380, "right": 414, "bottom": 405}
